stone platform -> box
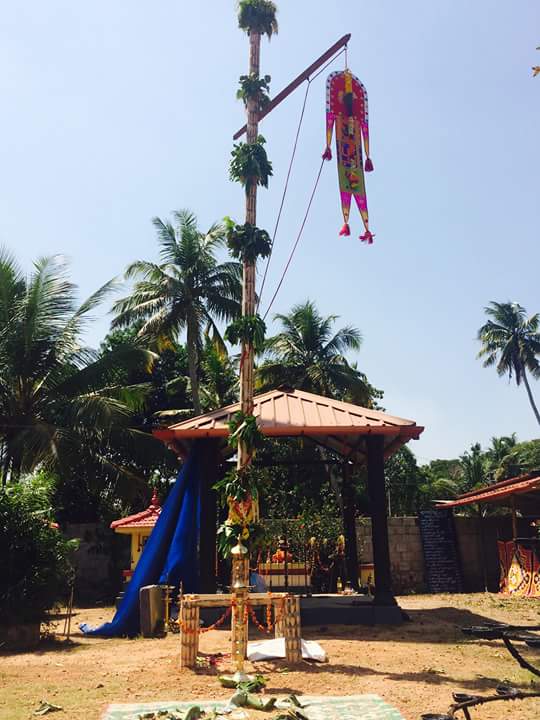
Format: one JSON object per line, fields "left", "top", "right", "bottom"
{"left": 199, "top": 593, "right": 403, "bottom": 627}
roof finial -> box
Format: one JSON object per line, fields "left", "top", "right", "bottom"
{"left": 150, "top": 488, "right": 160, "bottom": 507}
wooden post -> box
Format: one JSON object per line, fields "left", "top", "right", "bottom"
{"left": 478, "top": 504, "right": 489, "bottom": 592}
{"left": 231, "top": 588, "right": 248, "bottom": 674}
{"left": 284, "top": 595, "right": 302, "bottom": 663}
{"left": 237, "top": 29, "right": 261, "bottom": 473}
{"left": 342, "top": 461, "right": 360, "bottom": 590}
{"left": 180, "top": 598, "right": 200, "bottom": 669}
{"left": 274, "top": 596, "right": 284, "bottom": 638}
{"left": 366, "top": 435, "right": 396, "bottom": 606}
{"left": 511, "top": 496, "right": 518, "bottom": 541}
{"left": 199, "top": 439, "right": 219, "bottom": 593}
{"left": 230, "top": 539, "right": 250, "bottom": 678}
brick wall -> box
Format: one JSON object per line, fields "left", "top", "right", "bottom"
{"left": 357, "top": 517, "right": 426, "bottom": 594}
{"left": 356, "top": 515, "right": 523, "bottom": 594}
{"left": 64, "top": 523, "right": 129, "bottom": 602}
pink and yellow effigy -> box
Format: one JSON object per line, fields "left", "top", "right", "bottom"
{"left": 323, "top": 68, "right": 374, "bottom": 244}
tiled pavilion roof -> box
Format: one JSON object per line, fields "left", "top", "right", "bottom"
{"left": 154, "top": 387, "right": 423, "bottom": 462}
{"left": 110, "top": 489, "right": 161, "bottom": 531}
{"left": 436, "top": 473, "right": 540, "bottom": 514}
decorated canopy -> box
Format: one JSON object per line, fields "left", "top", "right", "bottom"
{"left": 154, "top": 387, "right": 423, "bottom": 462}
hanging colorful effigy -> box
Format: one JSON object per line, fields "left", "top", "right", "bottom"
{"left": 322, "top": 69, "right": 374, "bottom": 244}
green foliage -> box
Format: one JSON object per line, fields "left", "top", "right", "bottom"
{"left": 225, "top": 315, "right": 266, "bottom": 351}
{"left": 255, "top": 438, "right": 342, "bottom": 519}
{"left": 385, "top": 446, "right": 428, "bottom": 516}
{"left": 224, "top": 218, "right": 272, "bottom": 262}
{"left": 237, "top": 74, "right": 271, "bottom": 111}
{"left": 0, "top": 249, "right": 157, "bottom": 484}
{"left": 238, "top": 0, "right": 278, "bottom": 38}
{"left": 214, "top": 465, "right": 260, "bottom": 502}
{"left": 478, "top": 301, "right": 540, "bottom": 424}
{"left": 229, "top": 137, "right": 273, "bottom": 192}
{"left": 257, "top": 300, "right": 381, "bottom": 406}
{"left": 227, "top": 411, "right": 265, "bottom": 453}
{"left": 217, "top": 518, "right": 264, "bottom": 556}
{"left": 415, "top": 435, "right": 529, "bottom": 517}
{"left": 200, "top": 340, "right": 238, "bottom": 412}
{"left": 111, "top": 209, "right": 242, "bottom": 415}
{"left": 0, "top": 483, "right": 76, "bottom": 623}
{"left": 495, "top": 438, "right": 540, "bottom": 481}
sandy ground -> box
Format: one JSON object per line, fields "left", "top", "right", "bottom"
{"left": 1, "top": 593, "right": 539, "bottom": 720}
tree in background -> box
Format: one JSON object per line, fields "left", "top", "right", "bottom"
{"left": 495, "top": 438, "right": 540, "bottom": 481}
{"left": 478, "top": 301, "right": 540, "bottom": 425}
{"left": 484, "top": 434, "right": 517, "bottom": 480}
{"left": 0, "top": 250, "right": 157, "bottom": 486}
{"left": 384, "top": 446, "right": 427, "bottom": 516}
{"left": 0, "top": 475, "right": 77, "bottom": 625}
{"left": 100, "top": 324, "right": 192, "bottom": 425}
{"left": 200, "top": 339, "right": 238, "bottom": 412}
{"left": 111, "top": 210, "right": 242, "bottom": 415}
{"left": 258, "top": 300, "right": 380, "bottom": 405}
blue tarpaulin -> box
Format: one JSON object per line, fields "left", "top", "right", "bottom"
{"left": 80, "top": 445, "right": 201, "bottom": 638}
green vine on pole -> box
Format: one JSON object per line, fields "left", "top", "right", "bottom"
{"left": 238, "top": 0, "right": 278, "bottom": 38}
{"left": 217, "top": 517, "right": 265, "bottom": 554}
{"left": 225, "top": 314, "right": 266, "bottom": 351}
{"left": 214, "top": 465, "right": 260, "bottom": 503}
{"left": 224, "top": 219, "right": 271, "bottom": 262}
{"left": 237, "top": 74, "right": 271, "bottom": 111}
{"left": 229, "top": 136, "right": 273, "bottom": 192}
{"left": 227, "top": 410, "right": 265, "bottom": 453}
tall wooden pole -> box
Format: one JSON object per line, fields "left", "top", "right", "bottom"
{"left": 229, "top": 29, "right": 262, "bottom": 678}
{"left": 237, "top": 30, "right": 261, "bottom": 474}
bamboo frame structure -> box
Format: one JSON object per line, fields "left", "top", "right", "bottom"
{"left": 178, "top": 591, "right": 301, "bottom": 669}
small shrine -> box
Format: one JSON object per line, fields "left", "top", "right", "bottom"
{"left": 110, "top": 489, "right": 161, "bottom": 580}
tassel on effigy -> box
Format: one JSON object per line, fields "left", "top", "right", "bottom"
{"left": 365, "top": 157, "right": 374, "bottom": 172}
{"left": 339, "top": 223, "right": 350, "bottom": 236}
{"left": 322, "top": 147, "right": 332, "bottom": 161}
{"left": 360, "top": 231, "right": 374, "bottom": 244}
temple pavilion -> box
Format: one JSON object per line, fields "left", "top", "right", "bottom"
{"left": 154, "top": 386, "right": 424, "bottom": 623}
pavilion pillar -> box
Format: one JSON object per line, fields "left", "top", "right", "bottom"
{"left": 366, "top": 435, "right": 396, "bottom": 606}
{"left": 198, "top": 439, "right": 220, "bottom": 593}
{"left": 342, "top": 461, "right": 360, "bottom": 590}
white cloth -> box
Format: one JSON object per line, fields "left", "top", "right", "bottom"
{"left": 247, "top": 637, "right": 327, "bottom": 662}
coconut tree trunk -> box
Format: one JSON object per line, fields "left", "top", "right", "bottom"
{"left": 237, "top": 30, "right": 261, "bottom": 471}
{"left": 521, "top": 366, "right": 540, "bottom": 426}
{"left": 186, "top": 313, "right": 202, "bottom": 416}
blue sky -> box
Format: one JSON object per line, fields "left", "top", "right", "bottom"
{"left": 1, "top": 1, "right": 539, "bottom": 462}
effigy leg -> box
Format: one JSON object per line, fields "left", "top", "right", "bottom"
{"left": 339, "top": 191, "right": 352, "bottom": 236}
{"left": 353, "top": 192, "right": 374, "bottom": 244}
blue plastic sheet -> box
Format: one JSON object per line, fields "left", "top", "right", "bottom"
{"left": 80, "top": 445, "right": 200, "bottom": 637}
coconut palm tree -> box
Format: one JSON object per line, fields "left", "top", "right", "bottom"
{"left": 0, "top": 249, "right": 156, "bottom": 484}
{"left": 478, "top": 301, "right": 540, "bottom": 425}
{"left": 200, "top": 340, "right": 238, "bottom": 412}
{"left": 257, "top": 300, "right": 374, "bottom": 404}
{"left": 111, "top": 210, "right": 242, "bottom": 415}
